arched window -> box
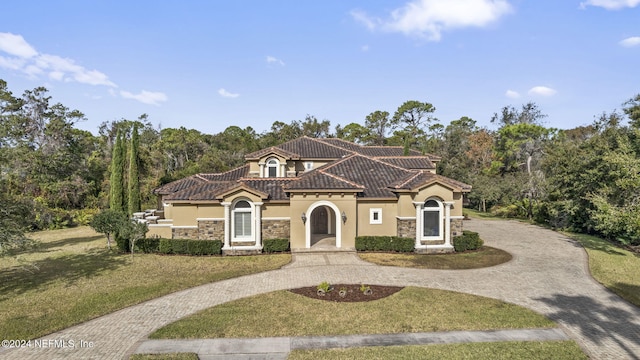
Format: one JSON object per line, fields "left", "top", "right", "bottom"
{"left": 232, "top": 200, "right": 252, "bottom": 239}
{"left": 422, "top": 199, "right": 442, "bottom": 239}
{"left": 266, "top": 158, "right": 279, "bottom": 178}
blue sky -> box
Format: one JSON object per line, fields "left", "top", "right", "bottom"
{"left": 1, "top": 0, "right": 639, "bottom": 135}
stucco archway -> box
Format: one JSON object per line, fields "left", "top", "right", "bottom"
{"left": 305, "top": 200, "right": 341, "bottom": 249}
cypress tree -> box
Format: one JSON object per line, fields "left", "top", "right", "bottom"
{"left": 128, "top": 124, "right": 141, "bottom": 214}
{"left": 109, "top": 131, "right": 126, "bottom": 213}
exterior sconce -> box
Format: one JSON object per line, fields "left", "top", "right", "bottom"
{"left": 301, "top": 212, "right": 307, "bottom": 224}
{"left": 341, "top": 211, "right": 347, "bottom": 223}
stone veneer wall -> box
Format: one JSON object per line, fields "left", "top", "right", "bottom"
{"left": 451, "top": 218, "right": 464, "bottom": 237}
{"left": 198, "top": 220, "right": 224, "bottom": 240}
{"left": 397, "top": 219, "right": 416, "bottom": 238}
{"left": 397, "top": 218, "right": 464, "bottom": 240}
{"left": 172, "top": 227, "right": 198, "bottom": 240}
{"left": 262, "top": 219, "right": 290, "bottom": 239}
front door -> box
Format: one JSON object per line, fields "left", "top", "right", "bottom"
{"left": 311, "top": 206, "right": 328, "bottom": 234}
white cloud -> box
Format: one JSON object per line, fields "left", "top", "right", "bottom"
{"left": 620, "top": 36, "right": 640, "bottom": 47}
{"left": 361, "top": 45, "right": 370, "bottom": 52}
{"left": 0, "top": 32, "right": 38, "bottom": 58}
{"left": 580, "top": 0, "right": 640, "bottom": 10}
{"left": 528, "top": 86, "right": 557, "bottom": 97}
{"left": 352, "top": 0, "right": 512, "bottom": 41}
{"left": 218, "top": 88, "right": 239, "bottom": 98}
{"left": 120, "top": 90, "right": 168, "bottom": 105}
{"left": 350, "top": 9, "right": 379, "bottom": 31}
{"left": 266, "top": 55, "right": 285, "bottom": 66}
{"left": 505, "top": 89, "right": 520, "bottom": 98}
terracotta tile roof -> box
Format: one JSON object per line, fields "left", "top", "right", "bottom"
{"left": 389, "top": 171, "right": 472, "bottom": 192}
{"left": 282, "top": 170, "right": 365, "bottom": 192}
{"left": 199, "top": 165, "right": 249, "bottom": 181}
{"left": 153, "top": 175, "right": 208, "bottom": 195}
{"left": 240, "top": 179, "right": 293, "bottom": 200}
{"left": 156, "top": 137, "right": 468, "bottom": 202}
{"left": 245, "top": 137, "right": 351, "bottom": 160}
{"left": 165, "top": 178, "right": 294, "bottom": 201}
{"left": 321, "top": 154, "right": 415, "bottom": 198}
{"left": 375, "top": 156, "right": 435, "bottom": 170}
{"left": 317, "top": 138, "right": 425, "bottom": 157}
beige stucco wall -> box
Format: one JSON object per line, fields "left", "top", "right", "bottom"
{"left": 223, "top": 190, "right": 263, "bottom": 204}
{"left": 356, "top": 201, "right": 398, "bottom": 237}
{"left": 147, "top": 224, "right": 172, "bottom": 239}
{"left": 196, "top": 204, "right": 224, "bottom": 219}
{"left": 262, "top": 203, "right": 290, "bottom": 218}
{"left": 171, "top": 204, "right": 198, "bottom": 226}
{"left": 288, "top": 192, "right": 358, "bottom": 250}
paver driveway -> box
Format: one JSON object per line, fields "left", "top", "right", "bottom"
{"left": 2, "top": 219, "right": 639, "bottom": 359}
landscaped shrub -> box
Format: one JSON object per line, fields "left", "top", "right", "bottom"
{"left": 138, "top": 237, "right": 160, "bottom": 253}
{"left": 263, "top": 238, "right": 290, "bottom": 253}
{"left": 159, "top": 238, "right": 173, "bottom": 254}
{"left": 171, "top": 239, "right": 189, "bottom": 255}
{"left": 188, "top": 239, "right": 222, "bottom": 255}
{"left": 355, "top": 236, "right": 414, "bottom": 252}
{"left": 454, "top": 230, "right": 483, "bottom": 252}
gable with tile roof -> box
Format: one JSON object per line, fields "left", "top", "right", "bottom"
{"left": 150, "top": 136, "right": 470, "bottom": 254}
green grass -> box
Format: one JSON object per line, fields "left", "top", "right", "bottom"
{"left": 150, "top": 287, "right": 554, "bottom": 339}
{"left": 288, "top": 341, "right": 587, "bottom": 360}
{"left": 130, "top": 354, "right": 199, "bottom": 360}
{"left": 0, "top": 226, "right": 291, "bottom": 340}
{"left": 359, "top": 246, "right": 512, "bottom": 269}
{"left": 567, "top": 232, "right": 640, "bottom": 307}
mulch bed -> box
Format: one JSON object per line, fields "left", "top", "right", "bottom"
{"left": 289, "top": 284, "right": 404, "bottom": 302}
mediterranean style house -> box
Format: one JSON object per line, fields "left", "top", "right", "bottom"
{"left": 149, "top": 136, "right": 471, "bottom": 254}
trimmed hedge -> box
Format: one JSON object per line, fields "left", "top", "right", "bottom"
{"left": 157, "top": 239, "right": 222, "bottom": 255}
{"left": 263, "top": 238, "right": 290, "bottom": 253}
{"left": 355, "top": 236, "right": 414, "bottom": 252}
{"left": 138, "top": 237, "right": 160, "bottom": 253}
{"left": 188, "top": 239, "right": 222, "bottom": 255}
{"left": 453, "top": 230, "right": 483, "bottom": 252}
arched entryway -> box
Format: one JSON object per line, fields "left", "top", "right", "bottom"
{"left": 305, "top": 201, "right": 341, "bottom": 249}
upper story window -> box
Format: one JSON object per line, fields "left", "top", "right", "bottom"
{"left": 266, "top": 158, "right": 279, "bottom": 178}
{"left": 370, "top": 208, "right": 382, "bottom": 224}
{"left": 304, "top": 162, "right": 314, "bottom": 171}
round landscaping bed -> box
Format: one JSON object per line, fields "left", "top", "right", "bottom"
{"left": 289, "top": 284, "right": 404, "bottom": 302}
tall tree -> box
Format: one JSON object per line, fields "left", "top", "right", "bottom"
{"left": 391, "top": 100, "right": 436, "bottom": 151}
{"left": 364, "top": 110, "right": 391, "bottom": 145}
{"left": 128, "top": 124, "right": 141, "bottom": 214}
{"left": 109, "top": 131, "right": 126, "bottom": 213}
{"left": 335, "top": 123, "right": 371, "bottom": 144}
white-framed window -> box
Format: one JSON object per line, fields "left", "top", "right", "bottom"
{"left": 304, "top": 161, "right": 314, "bottom": 171}
{"left": 266, "top": 158, "right": 279, "bottom": 178}
{"left": 422, "top": 199, "right": 443, "bottom": 240}
{"left": 370, "top": 208, "right": 382, "bottom": 224}
{"left": 232, "top": 200, "right": 253, "bottom": 240}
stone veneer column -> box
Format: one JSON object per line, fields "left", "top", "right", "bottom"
{"left": 222, "top": 202, "right": 231, "bottom": 249}
{"left": 444, "top": 201, "right": 454, "bottom": 247}
{"left": 254, "top": 202, "right": 263, "bottom": 248}
{"left": 413, "top": 201, "right": 422, "bottom": 248}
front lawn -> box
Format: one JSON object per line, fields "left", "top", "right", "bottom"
{"left": 288, "top": 341, "right": 587, "bottom": 360}
{"left": 150, "top": 287, "right": 554, "bottom": 339}
{"left": 0, "top": 226, "right": 291, "bottom": 340}
{"left": 358, "top": 246, "right": 511, "bottom": 269}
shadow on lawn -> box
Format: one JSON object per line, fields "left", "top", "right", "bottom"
{"left": 33, "top": 235, "right": 105, "bottom": 252}
{"left": 0, "top": 249, "right": 128, "bottom": 300}
{"left": 535, "top": 293, "right": 640, "bottom": 360}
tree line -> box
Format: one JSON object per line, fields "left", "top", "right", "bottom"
{"left": 1, "top": 78, "right": 638, "bottom": 254}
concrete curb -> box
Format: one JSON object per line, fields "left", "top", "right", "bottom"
{"left": 134, "top": 328, "right": 568, "bottom": 357}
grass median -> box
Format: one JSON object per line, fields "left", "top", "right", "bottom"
{"left": 0, "top": 226, "right": 291, "bottom": 340}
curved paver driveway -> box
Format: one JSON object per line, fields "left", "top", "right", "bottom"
{"left": 2, "top": 219, "right": 639, "bottom": 359}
